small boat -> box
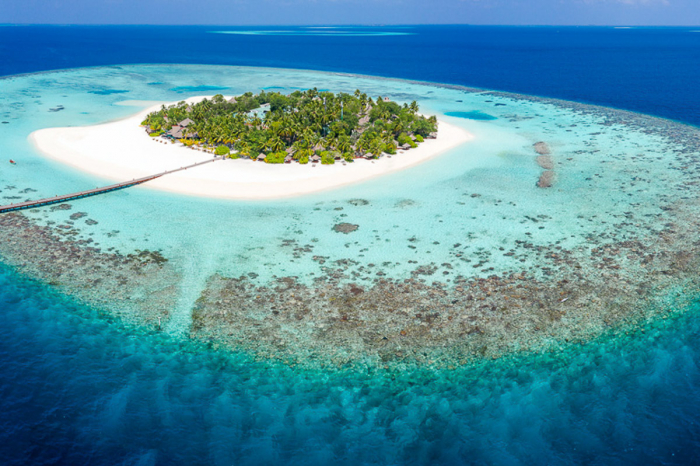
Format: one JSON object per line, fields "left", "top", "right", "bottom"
{"left": 9, "top": 159, "right": 16, "bottom": 165}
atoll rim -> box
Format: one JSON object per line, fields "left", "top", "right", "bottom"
{"left": 2, "top": 64, "right": 700, "bottom": 370}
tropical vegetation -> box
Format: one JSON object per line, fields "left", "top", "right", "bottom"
{"left": 141, "top": 89, "right": 438, "bottom": 164}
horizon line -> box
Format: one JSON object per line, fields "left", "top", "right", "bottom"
{"left": 1, "top": 23, "right": 700, "bottom": 28}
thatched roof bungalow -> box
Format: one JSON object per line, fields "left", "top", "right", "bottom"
{"left": 168, "top": 126, "right": 184, "bottom": 139}
{"left": 179, "top": 118, "right": 194, "bottom": 127}
{"left": 257, "top": 153, "right": 266, "bottom": 161}
{"left": 310, "top": 155, "right": 321, "bottom": 163}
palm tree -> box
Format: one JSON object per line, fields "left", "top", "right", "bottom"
{"left": 143, "top": 87, "right": 437, "bottom": 162}
{"left": 356, "top": 137, "right": 370, "bottom": 155}
{"left": 320, "top": 136, "right": 334, "bottom": 151}
{"left": 231, "top": 124, "right": 247, "bottom": 142}
{"left": 369, "top": 137, "right": 384, "bottom": 158}
{"left": 391, "top": 118, "right": 405, "bottom": 137}
{"left": 266, "top": 136, "right": 285, "bottom": 153}
{"left": 292, "top": 138, "right": 312, "bottom": 161}
{"left": 336, "top": 135, "right": 352, "bottom": 154}
{"left": 237, "top": 141, "right": 251, "bottom": 159}
{"left": 279, "top": 118, "right": 295, "bottom": 143}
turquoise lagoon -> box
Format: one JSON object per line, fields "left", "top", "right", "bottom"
{"left": 1, "top": 64, "right": 700, "bottom": 463}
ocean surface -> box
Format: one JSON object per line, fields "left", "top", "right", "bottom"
{"left": 1, "top": 25, "right": 699, "bottom": 125}
{"left": 1, "top": 25, "right": 700, "bottom": 465}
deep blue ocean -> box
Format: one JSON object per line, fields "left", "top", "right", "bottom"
{"left": 2, "top": 25, "right": 700, "bottom": 465}
{"left": 1, "top": 25, "right": 699, "bottom": 125}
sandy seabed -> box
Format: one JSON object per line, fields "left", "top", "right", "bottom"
{"left": 29, "top": 97, "right": 474, "bottom": 200}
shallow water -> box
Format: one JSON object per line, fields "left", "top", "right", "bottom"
{"left": 2, "top": 65, "right": 690, "bottom": 286}
{"left": 444, "top": 110, "right": 497, "bottom": 120}
{"left": 3, "top": 65, "right": 700, "bottom": 359}
{"left": 2, "top": 63, "right": 700, "bottom": 462}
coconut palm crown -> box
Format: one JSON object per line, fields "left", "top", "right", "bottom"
{"left": 142, "top": 89, "right": 438, "bottom": 164}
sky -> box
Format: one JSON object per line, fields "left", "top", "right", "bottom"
{"left": 0, "top": 0, "right": 699, "bottom": 26}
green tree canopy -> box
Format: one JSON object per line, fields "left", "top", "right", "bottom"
{"left": 143, "top": 89, "right": 438, "bottom": 162}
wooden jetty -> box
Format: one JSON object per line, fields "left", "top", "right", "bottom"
{"left": 0, "top": 157, "right": 220, "bottom": 214}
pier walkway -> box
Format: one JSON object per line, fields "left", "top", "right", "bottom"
{"left": 0, "top": 157, "right": 220, "bottom": 214}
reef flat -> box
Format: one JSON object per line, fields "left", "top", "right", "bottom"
{"left": 0, "top": 211, "right": 177, "bottom": 329}
{"left": 3, "top": 64, "right": 700, "bottom": 371}
{"left": 2, "top": 192, "right": 699, "bottom": 370}
{"left": 188, "top": 203, "right": 700, "bottom": 369}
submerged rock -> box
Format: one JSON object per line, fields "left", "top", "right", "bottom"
{"left": 347, "top": 199, "right": 369, "bottom": 206}
{"left": 333, "top": 223, "right": 359, "bottom": 234}
{"left": 536, "top": 155, "right": 554, "bottom": 170}
{"left": 534, "top": 141, "right": 551, "bottom": 155}
{"left": 50, "top": 203, "right": 72, "bottom": 211}
{"left": 395, "top": 199, "right": 416, "bottom": 208}
{"left": 537, "top": 171, "right": 555, "bottom": 188}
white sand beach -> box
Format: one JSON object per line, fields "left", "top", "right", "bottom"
{"left": 29, "top": 98, "right": 474, "bottom": 200}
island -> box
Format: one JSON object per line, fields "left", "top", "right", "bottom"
{"left": 141, "top": 89, "right": 439, "bottom": 164}
{"left": 30, "top": 92, "right": 473, "bottom": 200}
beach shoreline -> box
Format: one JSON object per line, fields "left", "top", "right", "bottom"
{"left": 29, "top": 97, "right": 474, "bottom": 200}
